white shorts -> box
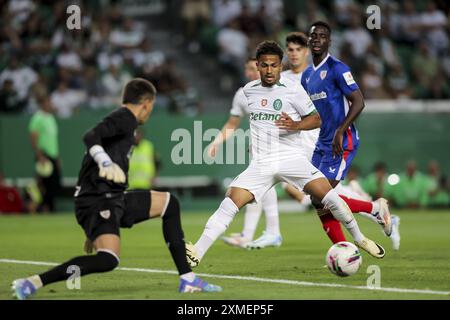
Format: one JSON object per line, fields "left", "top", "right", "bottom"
{"left": 229, "top": 156, "right": 325, "bottom": 203}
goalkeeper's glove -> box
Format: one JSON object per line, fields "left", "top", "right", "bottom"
{"left": 89, "top": 145, "right": 126, "bottom": 184}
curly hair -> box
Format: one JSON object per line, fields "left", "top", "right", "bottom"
{"left": 255, "top": 40, "right": 284, "bottom": 61}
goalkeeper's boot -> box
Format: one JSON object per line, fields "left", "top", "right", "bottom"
{"left": 179, "top": 276, "right": 222, "bottom": 293}
{"left": 355, "top": 237, "right": 385, "bottom": 259}
{"left": 373, "top": 198, "right": 393, "bottom": 236}
{"left": 221, "top": 233, "right": 251, "bottom": 248}
{"left": 246, "top": 232, "right": 282, "bottom": 250}
{"left": 11, "top": 279, "right": 37, "bottom": 300}
{"left": 390, "top": 215, "right": 401, "bottom": 250}
{"left": 186, "top": 242, "right": 200, "bottom": 268}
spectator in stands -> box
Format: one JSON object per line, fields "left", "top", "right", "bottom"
{"left": 130, "top": 39, "right": 165, "bottom": 71}
{"left": 386, "top": 64, "right": 412, "bottom": 99}
{"left": 109, "top": 17, "right": 144, "bottom": 50}
{"left": 217, "top": 20, "right": 249, "bottom": 84}
{"left": 28, "top": 95, "right": 61, "bottom": 212}
{"left": 396, "top": 0, "right": 421, "bottom": 46}
{"left": 412, "top": 41, "right": 439, "bottom": 91}
{"left": 212, "top": 0, "right": 241, "bottom": 28}
{"left": 428, "top": 175, "right": 450, "bottom": 208}
{"left": 235, "top": 4, "right": 265, "bottom": 37}
{"left": 101, "top": 63, "right": 132, "bottom": 106}
{"left": 0, "top": 56, "right": 37, "bottom": 105}
{"left": 419, "top": 0, "right": 448, "bottom": 57}
{"left": 128, "top": 129, "right": 160, "bottom": 190}
{"left": 333, "top": 0, "right": 357, "bottom": 28}
{"left": 362, "top": 162, "right": 392, "bottom": 200}
{"left": 181, "top": 0, "right": 211, "bottom": 52}
{"left": 391, "top": 160, "right": 429, "bottom": 208}
{"left": 50, "top": 80, "right": 85, "bottom": 118}
{"left": 361, "top": 61, "right": 389, "bottom": 99}
{"left": 56, "top": 43, "right": 83, "bottom": 73}
{"left": 342, "top": 12, "right": 372, "bottom": 60}
{"left": 0, "top": 79, "right": 26, "bottom": 113}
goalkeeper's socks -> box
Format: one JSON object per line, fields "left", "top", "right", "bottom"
{"left": 196, "top": 197, "right": 239, "bottom": 259}
{"left": 162, "top": 194, "right": 192, "bottom": 275}
{"left": 180, "top": 272, "right": 196, "bottom": 282}
{"left": 38, "top": 251, "right": 119, "bottom": 286}
{"left": 28, "top": 275, "right": 43, "bottom": 289}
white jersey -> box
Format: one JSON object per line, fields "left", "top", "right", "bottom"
{"left": 229, "top": 87, "right": 249, "bottom": 117}
{"left": 242, "top": 76, "right": 316, "bottom": 162}
{"left": 281, "top": 70, "right": 319, "bottom": 160}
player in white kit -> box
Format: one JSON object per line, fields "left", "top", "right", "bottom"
{"left": 186, "top": 41, "right": 385, "bottom": 269}
{"left": 207, "top": 58, "right": 282, "bottom": 249}
{"left": 282, "top": 32, "right": 400, "bottom": 249}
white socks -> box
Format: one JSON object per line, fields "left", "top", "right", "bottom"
{"left": 195, "top": 197, "right": 239, "bottom": 259}
{"left": 180, "top": 272, "right": 196, "bottom": 282}
{"left": 28, "top": 275, "right": 43, "bottom": 289}
{"left": 322, "top": 190, "right": 364, "bottom": 243}
{"left": 261, "top": 187, "right": 280, "bottom": 236}
{"left": 371, "top": 201, "right": 380, "bottom": 215}
{"left": 242, "top": 202, "right": 262, "bottom": 240}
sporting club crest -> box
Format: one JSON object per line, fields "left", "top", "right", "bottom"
{"left": 320, "top": 70, "right": 327, "bottom": 80}
{"left": 273, "top": 99, "right": 282, "bottom": 111}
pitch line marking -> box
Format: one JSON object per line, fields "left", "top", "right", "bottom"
{"left": 1, "top": 258, "right": 449, "bottom": 296}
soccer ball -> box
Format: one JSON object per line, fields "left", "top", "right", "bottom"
{"left": 325, "top": 241, "right": 362, "bottom": 277}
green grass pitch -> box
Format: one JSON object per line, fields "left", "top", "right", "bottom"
{"left": 1, "top": 209, "right": 449, "bottom": 300}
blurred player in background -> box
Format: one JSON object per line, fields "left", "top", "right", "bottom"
{"left": 302, "top": 21, "right": 393, "bottom": 244}
{"left": 128, "top": 128, "right": 160, "bottom": 190}
{"left": 208, "top": 57, "right": 282, "bottom": 250}
{"left": 186, "top": 41, "right": 385, "bottom": 270}
{"left": 28, "top": 95, "right": 61, "bottom": 212}
{"left": 12, "top": 79, "right": 221, "bottom": 300}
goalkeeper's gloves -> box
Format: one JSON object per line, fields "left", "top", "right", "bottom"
{"left": 89, "top": 145, "right": 126, "bottom": 184}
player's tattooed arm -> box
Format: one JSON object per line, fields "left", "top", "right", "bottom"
{"left": 275, "top": 111, "right": 321, "bottom": 131}
{"left": 332, "top": 89, "right": 365, "bottom": 156}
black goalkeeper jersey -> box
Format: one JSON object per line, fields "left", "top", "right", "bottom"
{"left": 75, "top": 107, "right": 138, "bottom": 197}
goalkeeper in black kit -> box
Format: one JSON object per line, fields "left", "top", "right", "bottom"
{"left": 12, "top": 78, "right": 222, "bottom": 299}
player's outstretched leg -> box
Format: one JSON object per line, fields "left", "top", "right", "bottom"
{"left": 161, "top": 194, "right": 222, "bottom": 292}
{"left": 305, "top": 178, "right": 385, "bottom": 258}
{"left": 125, "top": 190, "right": 222, "bottom": 293}
{"left": 339, "top": 195, "right": 392, "bottom": 236}
{"left": 187, "top": 188, "right": 254, "bottom": 268}
{"left": 12, "top": 234, "right": 120, "bottom": 300}
{"left": 247, "top": 187, "right": 282, "bottom": 249}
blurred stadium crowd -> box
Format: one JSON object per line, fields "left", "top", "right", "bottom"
{"left": 181, "top": 0, "right": 449, "bottom": 98}
{"left": 0, "top": 0, "right": 449, "bottom": 118}
{"left": 0, "top": 0, "right": 449, "bottom": 213}
{"left": 0, "top": 0, "right": 198, "bottom": 116}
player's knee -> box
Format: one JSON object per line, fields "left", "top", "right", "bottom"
{"left": 162, "top": 194, "right": 180, "bottom": 220}
{"left": 311, "top": 196, "right": 324, "bottom": 210}
{"left": 96, "top": 250, "right": 120, "bottom": 272}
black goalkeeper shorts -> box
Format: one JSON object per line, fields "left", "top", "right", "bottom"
{"left": 75, "top": 190, "right": 151, "bottom": 242}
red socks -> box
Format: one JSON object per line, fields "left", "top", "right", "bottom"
{"left": 339, "top": 195, "right": 373, "bottom": 213}
{"left": 319, "top": 213, "right": 346, "bottom": 243}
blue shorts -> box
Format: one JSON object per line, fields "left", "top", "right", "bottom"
{"left": 311, "top": 145, "right": 358, "bottom": 181}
